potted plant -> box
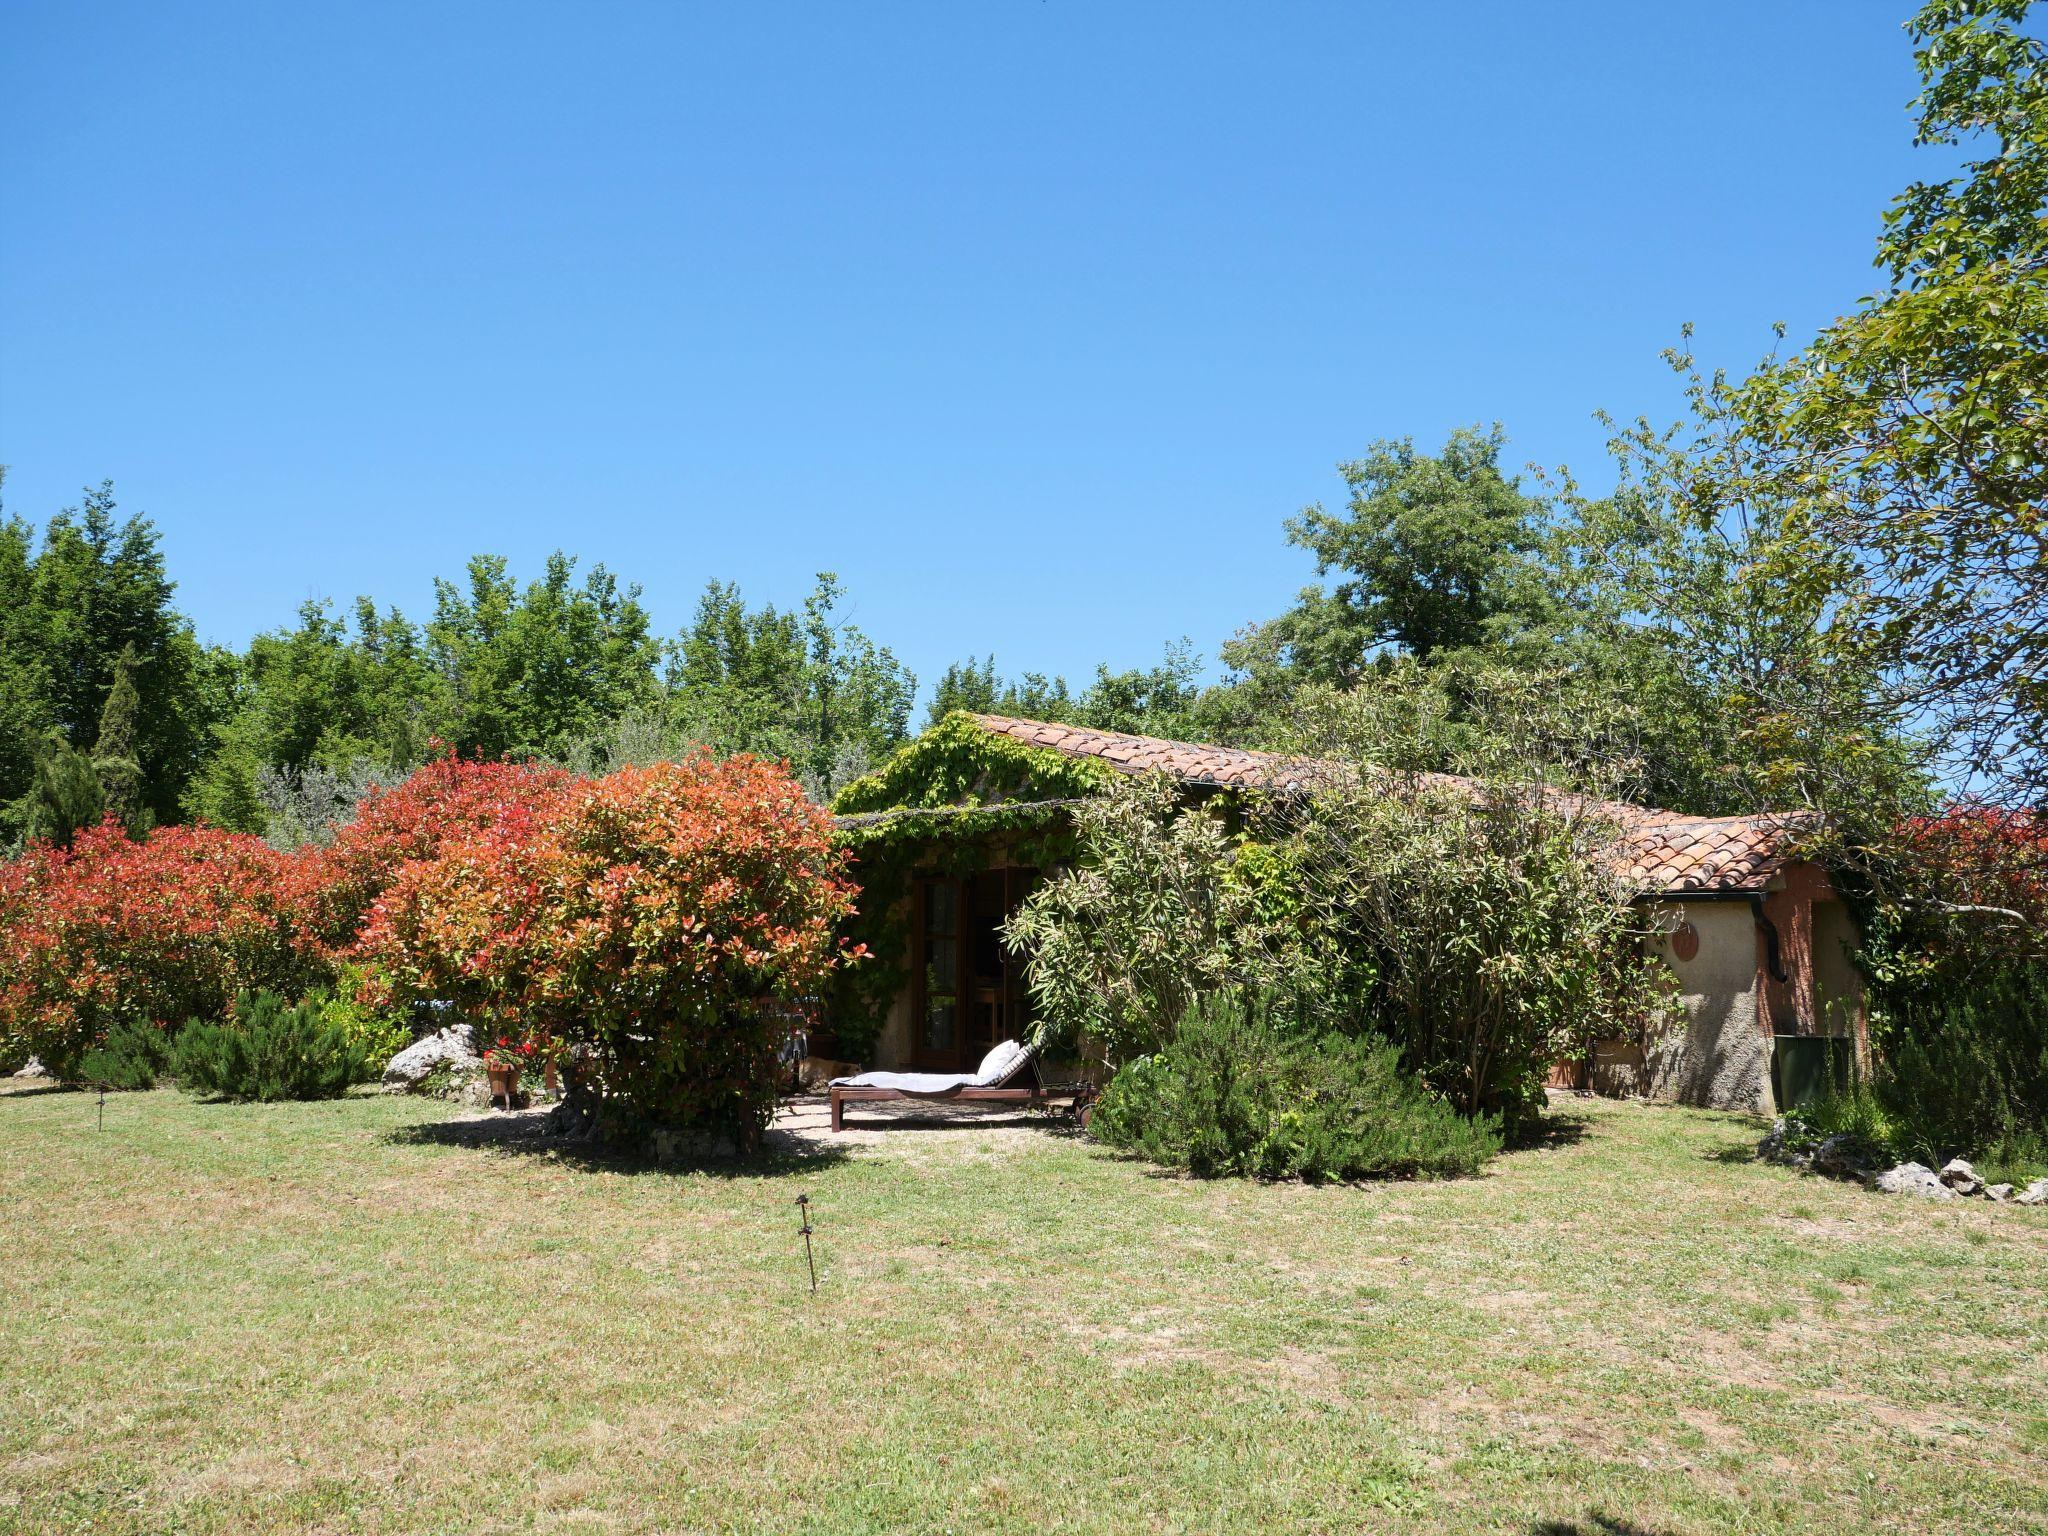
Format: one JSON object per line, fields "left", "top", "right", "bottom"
{"left": 482, "top": 1037, "right": 535, "bottom": 1109}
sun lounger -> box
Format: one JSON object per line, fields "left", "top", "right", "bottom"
{"left": 828, "top": 1040, "right": 1047, "bottom": 1131}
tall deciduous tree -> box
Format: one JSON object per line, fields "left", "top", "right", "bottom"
{"left": 1709, "top": 0, "right": 2048, "bottom": 801}
{"left": 664, "top": 573, "right": 915, "bottom": 796}
{"left": 428, "top": 552, "right": 660, "bottom": 760}
{"left": 923, "top": 656, "right": 1075, "bottom": 729}
{"left": 1230, "top": 426, "right": 1547, "bottom": 683}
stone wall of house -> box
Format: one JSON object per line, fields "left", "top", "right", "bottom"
{"left": 1640, "top": 900, "right": 1773, "bottom": 1113}
{"left": 873, "top": 967, "right": 916, "bottom": 1070}
{"left": 1813, "top": 899, "right": 1866, "bottom": 1045}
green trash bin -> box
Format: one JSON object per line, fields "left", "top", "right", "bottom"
{"left": 1772, "top": 1035, "right": 1851, "bottom": 1111}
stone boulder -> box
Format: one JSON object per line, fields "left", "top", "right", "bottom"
{"left": 1757, "top": 1117, "right": 1813, "bottom": 1166}
{"left": 382, "top": 1025, "right": 480, "bottom": 1092}
{"left": 1815, "top": 1134, "right": 1882, "bottom": 1182}
{"left": 2017, "top": 1179, "right": 2048, "bottom": 1207}
{"left": 1938, "top": 1158, "right": 1984, "bottom": 1195}
{"left": 1875, "top": 1162, "right": 1958, "bottom": 1200}
{"left": 11, "top": 1057, "right": 51, "bottom": 1080}
{"left": 1986, "top": 1183, "right": 2014, "bottom": 1202}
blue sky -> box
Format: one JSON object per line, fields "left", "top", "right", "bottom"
{"left": 1, "top": 2, "right": 1933, "bottom": 701}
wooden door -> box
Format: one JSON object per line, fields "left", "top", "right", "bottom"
{"left": 913, "top": 868, "right": 1041, "bottom": 1072}
{"left": 913, "top": 877, "right": 964, "bottom": 1070}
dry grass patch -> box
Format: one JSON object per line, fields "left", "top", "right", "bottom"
{"left": 0, "top": 1085, "right": 2043, "bottom": 1534}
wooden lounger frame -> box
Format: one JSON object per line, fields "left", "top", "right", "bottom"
{"left": 829, "top": 1048, "right": 1098, "bottom": 1131}
{"left": 829, "top": 1079, "right": 1055, "bottom": 1131}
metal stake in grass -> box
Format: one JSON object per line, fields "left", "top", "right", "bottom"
{"left": 97, "top": 1080, "right": 106, "bottom": 1132}
{"left": 794, "top": 1193, "right": 817, "bottom": 1293}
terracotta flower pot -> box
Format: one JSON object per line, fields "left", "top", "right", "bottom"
{"left": 485, "top": 1063, "right": 521, "bottom": 1109}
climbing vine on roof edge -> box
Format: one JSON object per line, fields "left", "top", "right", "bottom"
{"left": 822, "top": 713, "right": 1112, "bottom": 1061}
{"left": 829, "top": 712, "right": 1115, "bottom": 819}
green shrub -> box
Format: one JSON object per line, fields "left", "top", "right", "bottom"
{"left": 1875, "top": 966, "right": 2048, "bottom": 1170}
{"left": 74, "top": 1020, "right": 174, "bottom": 1091}
{"left": 1800, "top": 1077, "right": 1896, "bottom": 1150}
{"left": 1091, "top": 990, "right": 1501, "bottom": 1182}
{"left": 320, "top": 966, "right": 411, "bottom": 1068}
{"left": 171, "top": 991, "right": 368, "bottom": 1102}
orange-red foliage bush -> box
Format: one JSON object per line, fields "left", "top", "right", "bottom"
{"left": 0, "top": 821, "right": 327, "bottom": 1076}
{"left": 308, "top": 756, "right": 574, "bottom": 948}
{"left": 358, "top": 752, "right": 860, "bottom": 1138}
{"left": 1880, "top": 807, "right": 2048, "bottom": 994}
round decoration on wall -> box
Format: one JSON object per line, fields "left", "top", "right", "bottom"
{"left": 1671, "top": 921, "right": 1700, "bottom": 963}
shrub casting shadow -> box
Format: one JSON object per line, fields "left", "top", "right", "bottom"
{"left": 388, "top": 1109, "right": 851, "bottom": 1179}
{"left": 1511, "top": 1111, "right": 1593, "bottom": 1151}
{"left": 0, "top": 1081, "right": 74, "bottom": 1100}
{"left": 1530, "top": 1516, "right": 1675, "bottom": 1536}
{"left": 828, "top": 1109, "right": 1089, "bottom": 1139}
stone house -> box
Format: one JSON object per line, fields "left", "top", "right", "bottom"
{"left": 829, "top": 712, "right": 1864, "bottom": 1113}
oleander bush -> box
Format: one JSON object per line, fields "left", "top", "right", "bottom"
{"left": 1091, "top": 989, "right": 1502, "bottom": 1182}
{"left": 1009, "top": 767, "right": 1671, "bottom": 1137}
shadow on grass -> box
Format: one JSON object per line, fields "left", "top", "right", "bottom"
{"left": 0, "top": 1081, "right": 74, "bottom": 1100}
{"left": 828, "top": 1111, "right": 1089, "bottom": 1139}
{"left": 386, "top": 1111, "right": 852, "bottom": 1179}
{"left": 1531, "top": 1516, "right": 1675, "bottom": 1536}
{"left": 1511, "top": 1111, "right": 1593, "bottom": 1151}
{"left": 1703, "top": 1142, "right": 1760, "bottom": 1165}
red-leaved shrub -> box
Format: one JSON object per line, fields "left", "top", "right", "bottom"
{"left": 359, "top": 752, "right": 860, "bottom": 1140}
{"left": 1878, "top": 807, "right": 2048, "bottom": 995}
{"left": 0, "top": 821, "right": 328, "bottom": 1077}
{"left": 309, "top": 756, "right": 575, "bottom": 948}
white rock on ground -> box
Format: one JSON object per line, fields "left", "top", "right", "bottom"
{"left": 381, "top": 1025, "right": 479, "bottom": 1091}
{"left": 1939, "top": 1157, "right": 1984, "bottom": 1195}
{"left": 1875, "top": 1162, "right": 1959, "bottom": 1200}
{"left": 2017, "top": 1179, "right": 2048, "bottom": 1207}
{"left": 1986, "top": 1184, "right": 2014, "bottom": 1202}
{"left": 11, "top": 1057, "right": 51, "bottom": 1079}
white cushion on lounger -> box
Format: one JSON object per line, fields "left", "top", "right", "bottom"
{"left": 829, "top": 1041, "right": 1032, "bottom": 1093}
{"left": 828, "top": 1069, "right": 975, "bottom": 1091}
{"left": 971, "top": 1038, "right": 1028, "bottom": 1086}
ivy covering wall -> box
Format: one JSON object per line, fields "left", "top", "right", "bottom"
{"left": 823, "top": 712, "right": 1116, "bottom": 1060}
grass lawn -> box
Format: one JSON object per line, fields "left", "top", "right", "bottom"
{"left": 1, "top": 1084, "right": 2043, "bottom": 1535}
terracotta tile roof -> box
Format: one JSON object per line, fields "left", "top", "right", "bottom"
{"left": 968, "top": 713, "right": 1813, "bottom": 895}
{"left": 1609, "top": 813, "right": 1813, "bottom": 894}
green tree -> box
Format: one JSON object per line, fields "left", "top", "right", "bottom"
{"left": 0, "top": 505, "right": 46, "bottom": 812}
{"left": 1073, "top": 641, "right": 1206, "bottom": 738}
{"left": 1705, "top": 0, "right": 2048, "bottom": 801}
{"left": 664, "top": 573, "right": 914, "bottom": 795}
{"left": 18, "top": 730, "right": 102, "bottom": 848}
{"left": 1230, "top": 427, "right": 1547, "bottom": 683}
{"left": 0, "top": 483, "right": 215, "bottom": 827}
{"left": 922, "top": 655, "right": 1075, "bottom": 729}
{"left": 92, "top": 646, "right": 147, "bottom": 834}
{"left": 428, "top": 552, "right": 659, "bottom": 759}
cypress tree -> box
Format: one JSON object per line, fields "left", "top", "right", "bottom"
{"left": 93, "top": 645, "right": 147, "bottom": 834}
